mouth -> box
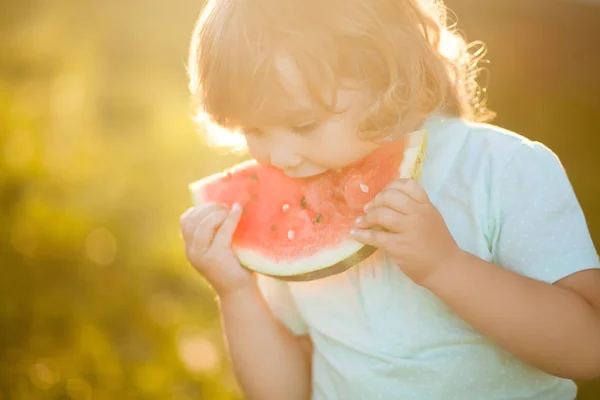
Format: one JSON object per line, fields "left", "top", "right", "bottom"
{"left": 284, "top": 171, "right": 323, "bottom": 179}
{"left": 284, "top": 168, "right": 343, "bottom": 179}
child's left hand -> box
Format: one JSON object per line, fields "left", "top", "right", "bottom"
{"left": 350, "top": 179, "right": 463, "bottom": 285}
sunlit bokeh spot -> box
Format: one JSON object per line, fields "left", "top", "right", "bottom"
{"left": 66, "top": 378, "right": 92, "bottom": 400}
{"left": 28, "top": 359, "right": 60, "bottom": 390}
{"left": 177, "top": 330, "right": 221, "bottom": 374}
{"left": 84, "top": 228, "right": 118, "bottom": 266}
{"left": 50, "top": 73, "right": 87, "bottom": 120}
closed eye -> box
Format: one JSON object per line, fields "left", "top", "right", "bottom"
{"left": 292, "top": 121, "right": 321, "bottom": 135}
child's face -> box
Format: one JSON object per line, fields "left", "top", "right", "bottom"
{"left": 241, "top": 57, "right": 381, "bottom": 178}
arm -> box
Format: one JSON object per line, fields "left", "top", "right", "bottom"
{"left": 219, "top": 284, "right": 312, "bottom": 400}
{"left": 422, "top": 251, "right": 600, "bottom": 381}
{"left": 179, "top": 204, "right": 312, "bottom": 400}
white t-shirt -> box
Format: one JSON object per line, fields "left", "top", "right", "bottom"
{"left": 257, "top": 115, "right": 600, "bottom": 400}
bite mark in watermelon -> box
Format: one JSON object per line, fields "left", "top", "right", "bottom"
{"left": 189, "top": 129, "right": 428, "bottom": 281}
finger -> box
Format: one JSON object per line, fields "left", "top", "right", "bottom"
{"left": 387, "top": 179, "right": 429, "bottom": 203}
{"left": 187, "top": 209, "right": 229, "bottom": 257}
{"left": 212, "top": 203, "right": 243, "bottom": 248}
{"left": 356, "top": 206, "right": 405, "bottom": 232}
{"left": 181, "top": 204, "right": 220, "bottom": 232}
{"left": 180, "top": 203, "right": 223, "bottom": 239}
{"left": 350, "top": 227, "right": 398, "bottom": 249}
{"left": 366, "top": 188, "right": 417, "bottom": 215}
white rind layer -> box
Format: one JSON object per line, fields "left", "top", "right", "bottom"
{"left": 188, "top": 128, "right": 427, "bottom": 277}
{"left": 399, "top": 128, "right": 426, "bottom": 178}
{"left": 235, "top": 239, "right": 365, "bottom": 276}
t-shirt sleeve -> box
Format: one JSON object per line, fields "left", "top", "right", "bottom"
{"left": 257, "top": 275, "right": 308, "bottom": 335}
{"left": 491, "top": 140, "right": 600, "bottom": 283}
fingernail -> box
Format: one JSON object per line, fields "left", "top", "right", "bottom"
{"left": 232, "top": 202, "right": 241, "bottom": 213}
{"left": 355, "top": 216, "right": 363, "bottom": 226}
{"left": 350, "top": 228, "right": 359, "bottom": 237}
{"left": 181, "top": 207, "right": 195, "bottom": 219}
{"left": 363, "top": 203, "right": 370, "bottom": 212}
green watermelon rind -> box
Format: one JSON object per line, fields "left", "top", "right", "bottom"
{"left": 188, "top": 128, "right": 428, "bottom": 281}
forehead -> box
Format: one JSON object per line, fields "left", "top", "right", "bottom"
{"left": 245, "top": 56, "right": 361, "bottom": 127}
{"left": 260, "top": 56, "right": 333, "bottom": 121}
{"left": 273, "top": 57, "right": 308, "bottom": 98}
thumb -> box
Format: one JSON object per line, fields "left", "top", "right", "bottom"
{"left": 213, "top": 203, "right": 243, "bottom": 247}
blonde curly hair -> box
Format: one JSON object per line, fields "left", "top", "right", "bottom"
{"left": 188, "top": 0, "right": 494, "bottom": 149}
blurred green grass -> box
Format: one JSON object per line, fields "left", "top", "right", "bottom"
{"left": 0, "top": 0, "right": 598, "bottom": 399}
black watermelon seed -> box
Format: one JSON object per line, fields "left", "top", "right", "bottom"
{"left": 312, "top": 213, "right": 323, "bottom": 223}
{"left": 300, "top": 196, "right": 307, "bottom": 209}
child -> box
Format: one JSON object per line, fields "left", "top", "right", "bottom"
{"left": 179, "top": 0, "right": 600, "bottom": 399}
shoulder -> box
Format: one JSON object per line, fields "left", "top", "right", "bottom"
{"left": 423, "top": 115, "right": 565, "bottom": 187}
{"left": 466, "top": 119, "right": 560, "bottom": 166}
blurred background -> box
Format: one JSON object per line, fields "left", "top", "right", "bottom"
{"left": 0, "top": 0, "right": 598, "bottom": 399}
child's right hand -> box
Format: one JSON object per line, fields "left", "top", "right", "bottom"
{"left": 179, "top": 202, "right": 255, "bottom": 298}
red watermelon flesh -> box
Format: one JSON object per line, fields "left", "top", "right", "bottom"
{"left": 189, "top": 129, "right": 427, "bottom": 281}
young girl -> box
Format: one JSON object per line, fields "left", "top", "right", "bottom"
{"left": 179, "top": 0, "right": 600, "bottom": 399}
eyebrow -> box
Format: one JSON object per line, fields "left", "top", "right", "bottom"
{"left": 242, "top": 97, "right": 329, "bottom": 129}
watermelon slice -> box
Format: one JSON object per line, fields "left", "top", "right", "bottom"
{"left": 189, "top": 129, "right": 427, "bottom": 281}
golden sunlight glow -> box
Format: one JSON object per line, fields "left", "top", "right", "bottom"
{"left": 193, "top": 113, "right": 247, "bottom": 150}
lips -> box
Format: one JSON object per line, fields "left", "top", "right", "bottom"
{"left": 283, "top": 168, "right": 329, "bottom": 178}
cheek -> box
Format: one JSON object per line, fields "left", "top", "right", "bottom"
{"left": 315, "top": 125, "right": 372, "bottom": 167}
{"left": 245, "top": 138, "right": 269, "bottom": 163}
